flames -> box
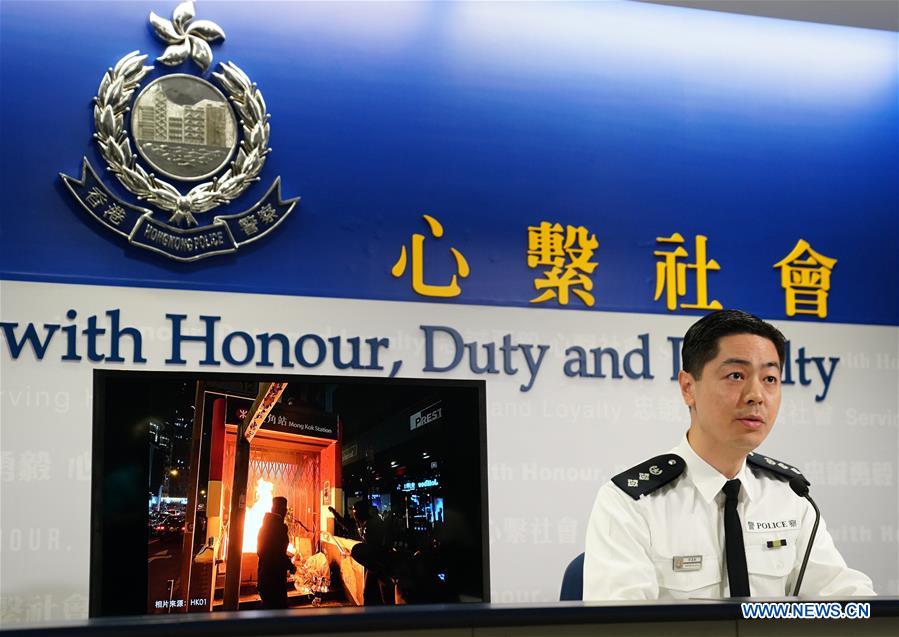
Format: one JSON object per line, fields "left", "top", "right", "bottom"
{"left": 242, "top": 478, "right": 274, "bottom": 553}
{"left": 241, "top": 477, "right": 297, "bottom": 557}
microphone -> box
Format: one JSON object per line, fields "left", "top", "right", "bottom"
{"left": 789, "top": 477, "right": 820, "bottom": 596}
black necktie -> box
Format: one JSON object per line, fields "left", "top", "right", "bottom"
{"left": 723, "top": 479, "right": 750, "bottom": 597}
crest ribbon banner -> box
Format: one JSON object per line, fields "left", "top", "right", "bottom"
{"left": 61, "top": 158, "right": 297, "bottom": 262}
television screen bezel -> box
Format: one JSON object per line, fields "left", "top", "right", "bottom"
{"left": 89, "top": 369, "right": 490, "bottom": 617}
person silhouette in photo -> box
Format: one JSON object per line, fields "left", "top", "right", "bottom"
{"left": 257, "top": 496, "right": 296, "bottom": 609}
{"left": 328, "top": 505, "right": 362, "bottom": 540}
{"left": 350, "top": 502, "right": 393, "bottom": 605}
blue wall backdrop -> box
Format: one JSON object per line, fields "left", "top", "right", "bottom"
{"left": 1, "top": 1, "right": 896, "bottom": 325}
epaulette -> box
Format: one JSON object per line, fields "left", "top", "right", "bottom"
{"left": 747, "top": 451, "right": 809, "bottom": 486}
{"left": 612, "top": 454, "right": 685, "bottom": 500}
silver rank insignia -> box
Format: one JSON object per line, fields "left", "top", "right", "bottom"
{"left": 60, "top": 1, "right": 298, "bottom": 261}
{"left": 613, "top": 454, "right": 684, "bottom": 500}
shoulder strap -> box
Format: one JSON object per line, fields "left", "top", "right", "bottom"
{"left": 612, "top": 454, "right": 685, "bottom": 500}
{"left": 747, "top": 451, "right": 809, "bottom": 485}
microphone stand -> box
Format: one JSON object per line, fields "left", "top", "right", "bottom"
{"left": 789, "top": 477, "right": 820, "bottom": 596}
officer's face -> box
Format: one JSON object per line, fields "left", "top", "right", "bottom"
{"left": 680, "top": 333, "right": 782, "bottom": 457}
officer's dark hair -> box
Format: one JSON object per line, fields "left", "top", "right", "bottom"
{"left": 682, "top": 309, "right": 785, "bottom": 378}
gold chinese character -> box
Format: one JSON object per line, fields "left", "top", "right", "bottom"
{"left": 773, "top": 239, "right": 837, "bottom": 318}
{"left": 653, "top": 233, "right": 722, "bottom": 311}
{"left": 528, "top": 222, "right": 598, "bottom": 306}
{"left": 391, "top": 214, "right": 470, "bottom": 298}
{"left": 527, "top": 222, "right": 566, "bottom": 268}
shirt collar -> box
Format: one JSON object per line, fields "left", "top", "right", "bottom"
{"left": 671, "top": 434, "right": 756, "bottom": 504}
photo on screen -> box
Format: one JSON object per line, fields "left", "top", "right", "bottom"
{"left": 89, "top": 371, "right": 488, "bottom": 616}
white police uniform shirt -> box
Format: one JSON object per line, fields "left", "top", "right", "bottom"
{"left": 583, "top": 436, "right": 874, "bottom": 600}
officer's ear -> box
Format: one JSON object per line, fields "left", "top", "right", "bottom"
{"left": 678, "top": 370, "right": 696, "bottom": 410}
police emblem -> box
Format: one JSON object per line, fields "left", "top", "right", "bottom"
{"left": 60, "top": 1, "right": 297, "bottom": 261}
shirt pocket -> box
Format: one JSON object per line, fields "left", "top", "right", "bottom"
{"left": 652, "top": 551, "right": 722, "bottom": 593}
{"left": 746, "top": 540, "right": 797, "bottom": 579}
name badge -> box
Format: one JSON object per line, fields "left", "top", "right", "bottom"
{"left": 673, "top": 555, "right": 703, "bottom": 572}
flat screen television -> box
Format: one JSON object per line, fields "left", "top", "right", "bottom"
{"left": 89, "top": 371, "right": 488, "bottom": 616}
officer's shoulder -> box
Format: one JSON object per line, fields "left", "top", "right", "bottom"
{"left": 747, "top": 451, "right": 810, "bottom": 485}
{"left": 611, "top": 454, "right": 685, "bottom": 500}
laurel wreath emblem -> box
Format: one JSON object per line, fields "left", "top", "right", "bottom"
{"left": 93, "top": 51, "right": 270, "bottom": 226}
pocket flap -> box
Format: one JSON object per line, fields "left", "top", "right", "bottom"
{"left": 746, "top": 544, "right": 796, "bottom": 577}
{"left": 654, "top": 554, "right": 722, "bottom": 592}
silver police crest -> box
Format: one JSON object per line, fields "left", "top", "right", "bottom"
{"left": 61, "top": 1, "right": 297, "bottom": 261}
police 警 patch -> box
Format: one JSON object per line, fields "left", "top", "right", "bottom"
{"left": 612, "top": 454, "right": 685, "bottom": 500}
{"left": 747, "top": 451, "right": 809, "bottom": 485}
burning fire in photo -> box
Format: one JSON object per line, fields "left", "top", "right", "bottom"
{"left": 242, "top": 478, "right": 274, "bottom": 553}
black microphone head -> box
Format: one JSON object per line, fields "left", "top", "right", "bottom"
{"left": 789, "top": 476, "right": 810, "bottom": 497}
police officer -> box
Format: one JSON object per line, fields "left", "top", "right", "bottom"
{"left": 584, "top": 310, "right": 874, "bottom": 600}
